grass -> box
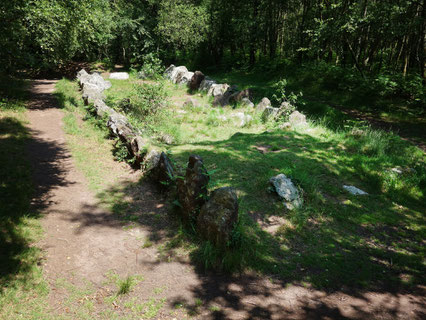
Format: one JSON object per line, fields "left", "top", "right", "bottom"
{"left": 56, "top": 69, "right": 425, "bottom": 294}
{"left": 99, "top": 71, "right": 426, "bottom": 290}
{"left": 0, "top": 75, "right": 51, "bottom": 319}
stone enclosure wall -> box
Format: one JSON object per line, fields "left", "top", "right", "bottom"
{"left": 76, "top": 69, "right": 239, "bottom": 247}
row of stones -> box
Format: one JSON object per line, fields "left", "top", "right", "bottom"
{"left": 164, "top": 64, "right": 308, "bottom": 128}
{"left": 76, "top": 69, "right": 239, "bottom": 248}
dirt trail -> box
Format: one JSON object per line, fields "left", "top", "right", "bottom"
{"left": 25, "top": 79, "right": 425, "bottom": 319}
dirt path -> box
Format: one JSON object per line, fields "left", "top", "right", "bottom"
{"left": 25, "top": 79, "right": 425, "bottom": 319}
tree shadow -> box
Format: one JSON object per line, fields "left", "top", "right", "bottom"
{"left": 0, "top": 116, "right": 73, "bottom": 293}
{"left": 64, "top": 126, "right": 425, "bottom": 318}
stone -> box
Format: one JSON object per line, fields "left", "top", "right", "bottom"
{"left": 93, "top": 99, "right": 114, "bottom": 117}
{"left": 343, "top": 185, "right": 368, "bottom": 196}
{"left": 212, "top": 86, "right": 238, "bottom": 107}
{"left": 170, "top": 66, "right": 188, "bottom": 84}
{"left": 269, "top": 174, "right": 303, "bottom": 210}
{"left": 199, "top": 78, "right": 217, "bottom": 92}
{"left": 255, "top": 97, "right": 271, "bottom": 113}
{"left": 151, "top": 152, "right": 175, "bottom": 187}
{"left": 109, "top": 72, "right": 129, "bottom": 80}
{"left": 183, "top": 97, "right": 201, "bottom": 108}
{"left": 85, "top": 72, "right": 111, "bottom": 91}
{"left": 229, "top": 89, "right": 252, "bottom": 104}
{"left": 82, "top": 83, "right": 105, "bottom": 105}
{"left": 158, "top": 133, "right": 174, "bottom": 145}
{"left": 288, "top": 111, "right": 307, "bottom": 126}
{"left": 130, "top": 135, "right": 148, "bottom": 164}
{"left": 197, "top": 187, "right": 239, "bottom": 248}
{"left": 177, "top": 155, "right": 210, "bottom": 222}
{"left": 177, "top": 71, "right": 194, "bottom": 85}
{"left": 278, "top": 122, "right": 291, "bottom": 130}
{"left": 233, "top": 112, "right": 253, "bottom": 127}
{"left": 143, "top": 148, "right": 162, "bottom": 172}
{"left": 208, "top": 83, "right": 230, "bottom": 97}
{"left": 164, "top": 64, "right": 176, "bottom": 79}
{"left": 241, "top": 97, "right": 254, "bottom": 108}
{"left": 262, "top": 106, "right": 280, "bottom": 122}
{"left": 189, "top": 71, "right": 205, "bottom": 91}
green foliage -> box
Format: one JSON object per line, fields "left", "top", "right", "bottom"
{"left": 137, "top": 53, "right": 164, "bottom": 80}
{"left": 132, "top": 82, "right": 168, "bottom": 118}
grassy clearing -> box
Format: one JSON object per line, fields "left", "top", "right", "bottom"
{"left": 101, "top": 72, "right": 426, "bottom": 290}
{"left": 58, "top": 71, "right": 425, "bottom": 292}
{"left": 0, "top": 76, "right": 51, "bottom": 319}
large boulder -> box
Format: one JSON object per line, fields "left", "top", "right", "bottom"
{"left": 288, "top": 111, "right": 307, "bottom": 126}
{"left": 255, "top": 97, "right": 271, "bottom": 113}
{"left": 199, "top": 78, "right": 217, "bottom": 92}
{"left": 189, "top": 71, "right": 205, "bottom": 91}
{"left": 261, "top": 106, "right": 280, "bottom": 122}
{"left": 269, "top": 174, "right": 303, "bottom": 210}
{"left": 177, "top": 155, "right": 210, "bottom": 222}
{"left": 77, "top": 69, "right": 89, "bottom": 85}
{"left": 197, "top": 187, "right": 239, "bottom": 248}
{"left": 130, "top": 135, "right": 148, "bottom": 165}
{"left": 82, "top": 83, "right": 105, "bottom": 105}
{"left": 143, "top": 148, "right": 162, "bottom": 172}
{"left": 150, "top": 152, "right": 175, "bottom": 187}
{"left": 233, "top": 112, "right": 253, "bottom": 127}
{"left": 208, "top": 83, "right": 230, "bottom": 97}
{"left": 171, "top": 66, "right": 188, "bottom": 84}
{"left": 164, "top": 64, "right": 176, "bottom": 80}
{"left": 212, "top": 86, "right": 238, "bottom": 107}
{"left": 177, "top": 71, "right": 194, "bottom": 85}
{"left": 86, "top": 73, "right": 111, "bottom": 91}
{"left": 109, "top": 72, "right": 129, "bottom": 80}
{"left": 229, "top": 89, "right": 252, "bottom": 104}
{"left": 93, "top": 99, "right": 114, "bottom": 117}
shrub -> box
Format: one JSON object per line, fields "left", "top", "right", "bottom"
{"left": 137, "top": 53, "right": 164, "bottom": 80}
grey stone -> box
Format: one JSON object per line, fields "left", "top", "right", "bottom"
{"left": 255, "top": 97, "right": 271, "bottom": 113}
{"left": 343, "top": 185, "right": 368, "bottom": 196}
{"left": 233, "top": 112, "right": 253, "bottom": 127}
{"left": 164, "top": 64, "right": 176, "bottom": 79}
{"left": 109, "top": 72, "right": 129, "bottom": 80}
{"left": 171, "top": 66, "right": 188, "bottom": 84}
{"left": 262, "top": 106, "right": 280, "bottom": 122}
{"left": 197, "top": 187, "right": 239, "bottom": 248}
{"left": 270, "top": 174, "right": 303, "bottom": 210}
{"left": 208, "top": 84, "right": 230, "bottom": 97}
{"left": 143, "top": 148, "right": 162, "bottom": 172}
{"left": 199, "top": 78, "right": 217, "bottom": 92}
{"left": 177, "top": 155, "right": 210, "bottom": 222}
{"left": 183, "top": 97, "right": 201, "bottom": 108}
{"left": 177, "top": 71, "right": 194, "bottom": 85}
{"left": 93, "top": 99, "right": 114, "bottom": 117}
{"left": 82, "top": 83, "right": 105, "bottom": 105}
{"left": 288, "top": 111, "right": 307, "bottom": 126}
{"left": 151, "top": 152, "right": 175, "bottom": 187}
{"left": 241, "top": 97, "right": 254, "bottom": 108}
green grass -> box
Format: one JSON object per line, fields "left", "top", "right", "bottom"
{"left": 0, "top": 76, "right": 51, "bottom": 319}
{"left": 57, "top": 73, "right": 425, "bottom": 293}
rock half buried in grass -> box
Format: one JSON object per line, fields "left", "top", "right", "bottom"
{"left": 109, "top": 72, "right": 129, "bottom": 80}
{"left": 197, "top": 187, "right": 239, "bottom": 248}
{"left": 255, "top": 97, "right": 272, "bottom": 113}
{"left": 177, "top": 155, "right": 210, "bottom": 222}
{"left": 343, "top": 185, "right": 368, "bottom": 195}
{"left": 150, "top": 152, "right": 175, "bottom": 188}
{"left": 269, "top": 174, "right": 303, "bottom": 210}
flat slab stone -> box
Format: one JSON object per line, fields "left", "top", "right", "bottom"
{"left": 109, "top": 72, "right": 129, "bottom": 80}
{"left": 343, "top": 185, "right": 368, "bottom": 195}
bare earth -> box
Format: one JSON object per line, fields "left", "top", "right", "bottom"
{"left": 25, "top": 79, "right": 425, "bottom": 319}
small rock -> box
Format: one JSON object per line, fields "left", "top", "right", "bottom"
{"left": 279, "top": 122, "right": 291, "bottom": 129}
{"left": 288, "top": 111, "right": 307, "bottom": 126}
{"left": 233, "top": 112, "right": 253, "bottom": 127}
{"left": 158, "top": 133, "right": 174, "bottom": 145}
{"left": 255, "top": 97, "right": 271, "bottom": 113}
{"left": 151, "top": 152, "right": 175, "bottom": 187}
{"left": 208, "top": 84, "right": 230, "bottom": 97}
{"left": 199, "top": 77, "right": 217, "bottom": 92}
{"left": 109, "top": 72, "right": 129, "bottom": 80}
{"left": 262, "top": 106, "right": 280, "bottom": 122}
{"left": 197, "top": 187, "right": 239, "bottom": 248}
{"left": 269, "top": 174, "right": 303, "bottom": 210}
{"left": 390, "top": 167, "right": 403, "bottom": 174}
{"left": 183, "top": 97, "right": 201, "bottom": 108}
{"left": 343, "top": 185, "right": 368, "bottom": 195}
{"left": 241, "top": 97, "right": 254, "bottom": 108}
